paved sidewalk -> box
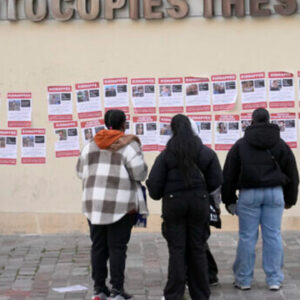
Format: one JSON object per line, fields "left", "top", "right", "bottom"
{"left": 0, "top": 232, "right": 299, "bottom": 300}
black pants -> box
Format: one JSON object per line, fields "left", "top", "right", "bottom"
{"left": 206, "top": 244, "right": 218, "bottom": 283}
{"left": 88, "top": 214, "right": 135, "bottom": 292}
{"left": 162, "top": 190, "right": 210, "bottom": 300}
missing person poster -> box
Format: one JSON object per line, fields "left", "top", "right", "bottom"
{"left": 268, "top": 72, "right": 295, "bottom": 108}
{"left": 81, "top": 119, "right": 105, "bottom": 145}
{"left": 271, "top": 113, "right": 297, "bottom": 148}
{"left": 240, "top": 113, "right": 252, "bottom": 137}
{"left": 21, "top": 129, "right": 46, "bottom": 164}
{"left": 158, "top": 78, "right": 184, "bottom": 114}
{"left": 188, "top": 115, "right": 212, "bottom": 147}
{"left": 125, "top": 114, "right": 131, "bottom": 134}
{"left": 131, "top": 78, "right": 156, "bottom": 114}
{"left": 240, "top": 72, "right": 267, "bottom": 110}
{"left": 103, "top": 78, "right": 129, "bottom": 113}
{"left": 211, "top": 74, "right": 237, "bottom": 111}
{"left": 185, "top": 77, "right": 211, "bottom": 112}
{"left": 54, "top": 121, "right": 80, "bottom": 158}
{"left": 133, "top": 115, "right": 158, "bottom": 151}
{"left": 158, "top": 116, "right": 172, "bottom": 151}
{"left": 0, "top": 130, "right": 17, "bottom": 165}
{"left": 75, "top": 82, "right": 102, "bottom": 119}
{"left": 7, "top": 92, "right": 32, "bottom": 127}
{"left": 215, "top": 114, "right": 240, "bottom": 150}
{"left": 47, "top": 86, "right": 73, "bottom": 121}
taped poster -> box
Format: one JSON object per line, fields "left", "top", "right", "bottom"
{"left": 268, "top": 72, "right": 295, "bottom": 108}
{"left": 240, "top": 113, "right": 252, "bottom": 137}
{"left": 158, "top": 78, "right": 184, "bottom": 114}
{"left": 215, "top": 114, "right": 240, "bottom": 151}
{"left": 185, "top": 77, "right": 211, "bottom": 112}
{"left": 75, "top": 82, "right": 102, "bottom": 119}
{"left": 133, "top": 115, "right": 158, "bottom": 151}
{"left": 188, "top": 115, "right": 212, "bottom": 148}
{"left": 0, "top": 130, "right": 17, "bottom": 165}
{"left": 7, "top": 92, "right": 32, "bottom": 127}
{"left": 158, "top": 116, "right": 172, "bottom": 151}
{"left": 211, "top": 74, "right": 237, "bottom": 111}
{"left": 240, "top": 72, "right": 267, "bottom": 110}
{"left": 21, "top": 128, "right": 46, "bottom": 164}
{"left": 131, "top": 78, "right": 156, "bottom": 114}
{"left": 103, "top": 78, "right": 129, "bottom": 113}
{"left": 80, "top": 119, "right": 105, "bottom": 145}
{"left": 48, "top": 86, "right": 73, "bottom": 121}
{"left": 54, "top": 121, "right": 80, "bottom": 158}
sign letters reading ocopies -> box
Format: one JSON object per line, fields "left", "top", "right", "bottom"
{"left": 0, "top": 130, "right": 17, "bottom": 165}
{"left": 81, "top": 119, "right": 105, "bottom": 145}
{"left": 188, "top": 115, "right": 212, "bottom": 148}
{"left": 158, "top": 116, "right": 172, "bottom": 151}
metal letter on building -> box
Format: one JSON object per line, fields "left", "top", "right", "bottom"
{"left": 104, "top": 0, "right": 126, "bottom": 20}
{"left": 25, "top": 0, "right": 47, "bottom": 22}
{"left": 77, "top": 0, "right": 100, "bottom": 20}
{"left": 250, "top": 0, "right": 271, "bottom": 16}
{"left": 222, "top": 0, "right": 245, "bottom": 17}
{"left": 143, "top": 0, "right": 164, "bottom": 19}
{"left": 129, "top": 0, "right": 139, "bottom": 19}
{"left": 166, "top": 0, "right": 189, "bottom": 19}
{"left": 50, "top": 0, "right": 74, "bottom": 21}
{"left": 274, "top": 0, "right": 297, "bottom": 16}
{"left": 203, "top": 0, "right": 214, "bottom": 18}
{"left": 7, "top": 0, "right": 17, "bottom": 21}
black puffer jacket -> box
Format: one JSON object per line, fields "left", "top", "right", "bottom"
{"left": 222, "top": 123, "right": 299, "bottom": 206}
{"left": 146, "top": 138, "right": 223, "bottom": 200}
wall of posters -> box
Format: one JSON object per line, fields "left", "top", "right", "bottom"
{"left": 0, "top": 130, "right": 17, "bottom": 165}
{"left": 53, "top": 121, "right": 80, "bottom": 158}
{"left": 240, "top": 72, "right": 267, "bottom": 110}
{"left": 21, "top": 129, "right": 46, "bottom": 164}
{"left": 215, "top": 114, "right": 240, "bottom": 150}
{"left": 80, "top": 119, "right": 105, "bottom": 145}
{"left": 158, "top": 116, "right": 172, "bottom": 151}
{"left": 185, "top": 77, "right": 211, "bottom": 112}
{"left": 188, "top": 114, "right": 212, "bottom": 147}
{"left": 268, "top": 72, "right": 295, "bottom": 108}
{"left": 47, "top": 86, "right": 73, "bottom": 121}
{"left": 75, "top": 82, "right": 102, "bottom": 119}
{"left": 7, "top": 93, "right": 32, "bottom": 127}
{"left": 158, "top": 77, "right": 184, "bottom": 114}
{"left": 240, "top": 113, "right": 252, "bottom": 137}
{"left": 131, "top": 78, "right": 156, "bottom": 114}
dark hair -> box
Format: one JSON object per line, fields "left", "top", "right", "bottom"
{"left": 104, "top": 110, "right": 126, "bottom": 130}
{"left": 167, "top": 114, "right": 200, "bottom": 186}
{"left": 252, "top": 108, "right": 270, "bottom": 125}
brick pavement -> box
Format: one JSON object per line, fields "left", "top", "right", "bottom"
{"left": 0, "top": 232, "right": 299, "bottom": 300}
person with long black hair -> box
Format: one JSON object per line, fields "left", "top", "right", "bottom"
{"left": 146, "top": 114, "right": 223, "bottom": 300}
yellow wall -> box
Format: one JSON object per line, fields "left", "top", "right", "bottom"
{"left": 1, "top": 16, "right": 300, "bottom": 233}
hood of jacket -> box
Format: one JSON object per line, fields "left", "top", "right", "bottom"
{"left": 244, "top": 123, "right": 280, "bottom": 149}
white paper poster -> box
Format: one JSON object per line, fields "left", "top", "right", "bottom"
{"left": 75, "top": 82, "right": 102, "bottom": 119}
{"left": 211, "top": 74, "right": 237, "bottom": 111}
{"left": 133, "top": 115, "right": 158, "bottom": 151}
{"left": 54, "top": 121, "right": 80, "bottom": 158}
{"left": 240, "top": 113, "right": 252, "bottom": 137}
{"left": 185, "top": 77, "right": 211, "bottom": 112}
{"left": 81, "top": 119, "right": 105, "bottom": 145}
{"left": 0, "top": 130, "right": 17, "bottom": 165}
{"left": 158, "top": 116, "right": 172, "bottom": 151}
{"left": 215, "top": 115, "right": 240, "bottom": 151}
{"left": 240, "top": 72, "right": 267, "bottom": 110}
{"left": 131, "top": 78, "right": 156, "bottom": 114}
{"left": 21, "top": 128, "right": 46, "bottom": 164}
{"left": 7, "top": 92, "right": 32, "bottom": 127}
{"left": 268, "top": 72, "right": 295, "bottom": 108}
{"left": 271, "top": 113, "right": 297, "bottom": 148}
{"left": 158, "top": 78, "right": 184, "bottom": 114}
{"left": 188, "top": 115, "right": 212, "bottom": 147}
{"left": 103, "top": 78, "right": 129, "bottom": 113}
{"left": 48, "top": 86, "right": 73, "bottom": 121}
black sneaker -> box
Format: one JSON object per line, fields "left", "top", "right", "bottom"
{"left": 109, "top": 288, "right": 133, "bottom": 300}
{"left": 209, "top": 277, "right": 219, "bottom": 286}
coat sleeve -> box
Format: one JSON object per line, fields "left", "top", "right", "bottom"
{"left": 222, "top": 142, "right": 241, "bottom": 206}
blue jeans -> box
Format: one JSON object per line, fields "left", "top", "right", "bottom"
{"left": 234, "top": 186, "right": 284, "bottom": 286}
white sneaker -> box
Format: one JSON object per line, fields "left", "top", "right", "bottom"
{"left": 161, "top": 297, "right": 165, "bottom": 300}
{"left": 269, "top": 284, "right": 281, "bottom": 291}
{"left": 233, "top": 282, "right": 251, "bottom": 290}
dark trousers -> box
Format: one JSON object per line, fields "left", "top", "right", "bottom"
{"left": 88, "top": 214, "right": 135, "bottom": 292}
{"left": 162, "top": 190, "right": 210, "bottom": 300}
{"left": 206, "top": 244, "right": 218, "bottom": 283}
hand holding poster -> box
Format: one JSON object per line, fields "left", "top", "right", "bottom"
{"left": 21, "top": 129, "right": 46, "bottom": 164}
{"left": 240, "top": 72, "right": 267, "bottom": 110}
{"left": 158, "top": 116, "right": 172, "bottom": 151}
{"left": 75, "top": 82, "right": 102, "bottom": 119}
{"left": 185, "top": 77, "right": 211, "bottom": 112}
{"left": 0, "top": 130, "right": 17, "bottom": 165}
{"left": 240, "top": 113, "right": 252, "bottom": 137}
{"left": 131, "top": 78, "right": 156, "bottom": 114}
{"left": 7, "top": 93, "right": 32, "bottom": 127}
{"left": 211, "top": 74, "right": 237, "bottom": 111}
{"left": 188, "top": 115, "right": 212, "bottom": 147}
{"left": 48, "top": 86, "right": 73, "bottom": 121}
{"left": 81, "top": 119, "right": 105, "bottom": 145}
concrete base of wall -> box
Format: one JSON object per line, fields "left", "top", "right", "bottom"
{"left": 0, "top": 213, "right": 300, "bottom": 234}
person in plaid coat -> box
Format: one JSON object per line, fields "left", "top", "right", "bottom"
{"left": 77, "top": 110, "right": 148, "bottom": 300}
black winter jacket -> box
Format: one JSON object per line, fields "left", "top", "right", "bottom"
{"left": 146, "top": 138, "right": 223, "bottom": 200}
{"left": 222, "top": 123, "right": 299, "bottom": 206}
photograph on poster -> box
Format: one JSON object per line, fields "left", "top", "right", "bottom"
{"left": 77, "top": 90, "right": 89, "bottom": 102}
{"left": 160, "top": 124, "right": 172, "bottom": 136}
{"left": 145, "top": 85, "right": 155, "bottom": 93}
{"left": 49, "top": 94, "right": 61, "bottom": 105}
{"left": 6, "top": 137, "right": 16, "bottom": 145}
{"left": 0, "top": 137, "right": 5, "bottom": 148}
{"left": 241, "top": 120, "right": 251, "bottom": 132}
{"left": 160, "top": 85, "right": 172, "bottom": 97}
{"left": 22, "top": 136, "right": 34, "bottom": 147}
{"left": 84, "top": 128, "right": 93, "bottom": 140}
{"left": 117, "top": 85, "right": 127, "bottom": 93}
{"left": 61, "top": 93, "right": 71, "bottom": 101}
{"left": 56, "top": 129, "right": 67, "bottom": 141}
{"left": 270, "top": 80, "right": 282, "bottom": 91}
{"left": 242, "top": 81, "right": 254, "bottom": 93}
{"left": 213, "top": 83, "right": 225, "bottom": 94}
{"left": 217, "top": 122, "right": 227, "bottom": 134}
{"left": 199, "top": 83, "right": 209, "bottom": 91}
{"left": 35, "top": 136, "right": 45, "bottom": 143}
{"left": 186, "top": 84, "right": 198, "bottom": 96}
{"left": 89, "top": 89, "right": 100, "bottom": 97}
{"left": 135, "top": 124, "right": 144, "bottom": 135}
{"left": 105, "top": 86, "right": 117, "bottom": 97}
{"left": 132, "top": 86, "right": 144, "bottom": 97}
{"left": 8, "top": 100, "right": 21, "bottom": 111}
